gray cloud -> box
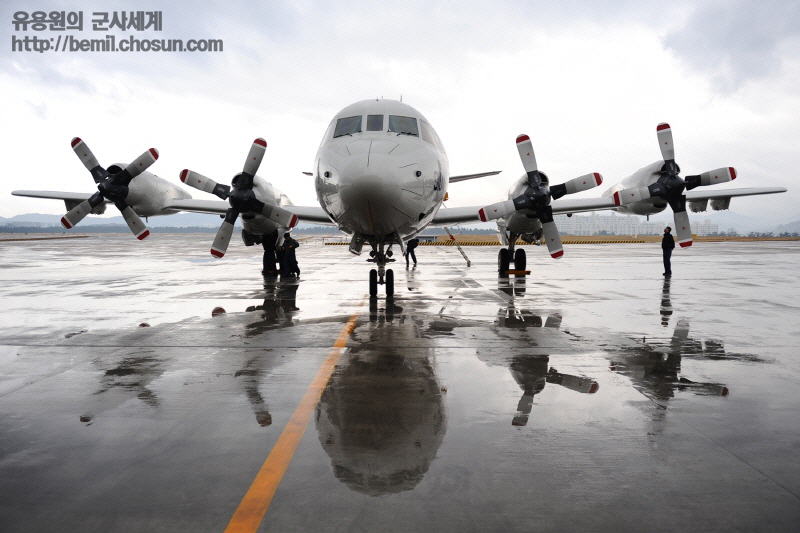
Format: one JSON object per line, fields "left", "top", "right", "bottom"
{"left": 664, "top": 0, "right": 800, "bottom": 91}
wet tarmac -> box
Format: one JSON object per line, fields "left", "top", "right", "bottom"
{"left": 1, "top": 234, "right": 799, "bottom": 532}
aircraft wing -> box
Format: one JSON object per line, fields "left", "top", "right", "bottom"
{"left": 549, "top": 187, "right": 788, "bottom": 215}
{"left": 12, "top": 190, "right": 102, "bottom": 203}
{"left": 165, "top": 198, "right": 336, "bottom": 225}
{"left": 449, "top": 171, "right": 502, "bottom": 183}
{"left": 430, "top": 206, "right": 482, "bottom": 226}
{"left": 430, "top": 197, "right": 619, "bottom": 225}
{"left": 684, "top": 186, "right": 787, "bottom": 201}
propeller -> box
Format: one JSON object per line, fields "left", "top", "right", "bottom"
{"left": 61, "top": 138, "right": 157, "bottom": 240}
{"left": 180, "top": 138, "right": 299, "bottom": 258}
{"left": 612, "top": 123, "right": 737, "bottom": 248}
{"left": 478, "top": 134, "right": 603, "bottom": 259}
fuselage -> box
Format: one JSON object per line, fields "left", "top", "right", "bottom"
{"left": 314, "top": 99, "right": 449, "bottom": 247}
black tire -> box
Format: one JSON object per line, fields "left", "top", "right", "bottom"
{"left": 514, "top": 248, "right": 526, "bottom": 271}
{"left": 498, "top": 248, "right": 510, "bottom": 274}
{"left": 369, "top": 269, "right": 378, "bottom": 296}
{"left": 386, "top": 269, "right": 394, "bottom": 297}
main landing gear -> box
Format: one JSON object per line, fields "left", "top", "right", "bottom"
{"left": 498, "top": 230, "right": 533, "bottom": 275}
{"left": 367, "top": 242, "right": 396, "bottom": 297}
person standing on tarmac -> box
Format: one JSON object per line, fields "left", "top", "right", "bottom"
{"left": 280, "top": 232, "right": 301, "bottom": 277}
{"left": 662, "top": 226, "right": 675, "bottom": 277}
{"left": 261, "top": 231, "right": 279, "bottom": 277}
{"left": 406, "top": 238, "right": 419, "bottom": 267}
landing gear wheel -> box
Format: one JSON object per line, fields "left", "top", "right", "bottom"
{"left": 386, "top": 269, "right": 394, "bottom": 297}
{"left": 369, "top": 269, "right": 378, "bottom": 296}
{"left": 498, "top": 248, "right": 510, "bottom": 274}
{"left": 514, "top": 248, "right": 526, "bottom": 271}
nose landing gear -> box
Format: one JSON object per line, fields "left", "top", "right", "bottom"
{"left": 367, "top": 241, "right": 396, "bottom": 297}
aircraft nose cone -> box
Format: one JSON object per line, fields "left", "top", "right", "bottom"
{"left": 337, "top": 156, "right": 408, "bottom": 237}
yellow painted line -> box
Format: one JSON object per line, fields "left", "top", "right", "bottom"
{"left": 224, "top": 303, "right": 364, "bottom": 533}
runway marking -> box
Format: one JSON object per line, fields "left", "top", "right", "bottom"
{"left": 224, "top": 304, "right": 364, "bottom": 533}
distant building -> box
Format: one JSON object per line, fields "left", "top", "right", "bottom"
{"left": 554, "top": 212, "right": 718, "bottom": 236}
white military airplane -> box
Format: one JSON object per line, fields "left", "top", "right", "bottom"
{"left": 13, "top": 99, "right": 787, "bottom": 296}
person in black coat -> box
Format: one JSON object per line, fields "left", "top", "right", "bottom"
{"left": 406, "top": 238, "right": 419, "bottom": 267}
{"left": 280, "top": 233, "right": 300, "bottom": 277}
{"left": 261, "top": 231, "right": 279, "bottom": 277}
{"left": 662, "top": 226, "right": 675, "bottom": 277}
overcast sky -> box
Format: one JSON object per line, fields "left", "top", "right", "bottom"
{"left": 2, "top": 0, "right": 798, "bottom": 224}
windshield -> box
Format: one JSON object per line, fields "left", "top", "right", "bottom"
{"left": 388, "top": 115, "right": 419, "bottom": 136}
{"left": 366, "top": 114, "right": 384, "bottom": 131}
{"left": 333, "top": 116, "right": 362, "bottom": 138}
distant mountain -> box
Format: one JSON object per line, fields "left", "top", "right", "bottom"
{"left": 0, "top": 212, "right": 227, "bottom": 228}
{"left": 774, "top": 220, "right": 800, "bottom": 234}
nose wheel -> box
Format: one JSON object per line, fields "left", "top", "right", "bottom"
{"left": 369, "top": 268, "right": 395, "bottom": 297}
{"left": 367, "top": 242, "right": 396, "bottom": 297}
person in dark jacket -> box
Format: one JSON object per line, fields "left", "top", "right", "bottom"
{"left": 406, "top": 238, "right": 419, "bottom": 267}
{"left": 662, "top": 226, "right": 675, "bottom": 277}
{"left": 280, "top": 233, "right": 300, "bottom": 277}
{"left": 261, "top": 231, "right": 279, "bottom": 277}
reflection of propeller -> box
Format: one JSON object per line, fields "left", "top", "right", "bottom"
{"left": 61, "top": 138, "right": 157, "bottom": 240}
{"left": 612, "top": 123, "right": 737, "bottom": 248}
{"left": 180, "top": 138, "right": 298, "bottom": 258}
{"left": 479, "top": 134, "right": 602, "bottom": 258}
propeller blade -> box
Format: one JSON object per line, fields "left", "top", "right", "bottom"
{"left": 673, "top": 210, "right": 693, "bottom": 248}
{"left": 541, "top": 221, "right": 563, "bottom": 259}
{"left": 515, "top": 134, "right": 538, "bottom": 174}
{"left": 685, "top": 167, "right": 737, "bottom": 190}
{"left": 118, "top": 204, "right": 150, "bottom": 240}
{"left": 61, "top": 192, "right": 104, "bottom": 229}
{"left": 657, "top": 123, "right": 675, "bottom": 161}
{"left": 180, "top": 169, "right": 231, "bottom": 199}
{"left": 211, "top": 209, "right": 238, "bottom": 258}
{"left": 71, "top": 137, "right": 107, "bottom": 183}
{"left": 124, "top": 148, "right": 160, "bottom": 180}
{"left": 478, "top": 200, "right": 516, "bottom": 222}
{"left": 612, "top": 185, "right": 652, "bottom": 206}
{"left": 258, "top": 202, "right": 299, "bottom": 228}
{"left": 551, "top": 172, "right": 603, "bottom": 199}
{"left": 243, "top": 138, "right": 267, "bottom": 177}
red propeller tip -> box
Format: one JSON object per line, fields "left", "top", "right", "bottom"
{"left": 254, "top": 138, "right": 267, "bottom": 147}
{"left": 593, "top": 173, "right": 603, "bottom": 185}
{"left": 516, "top": 134, "right": 530, "bottom": 144}
{"left": 61, "top": 217, "right": 72, "bottom": 229}
{"left": 612, "top": 192, "right": 621, "bottom": 206}
{"left": 210, "top": 249, "right": 225, "bottom": 258}
{"left": 289, "top": 214, "right": 299, "bottom": 228}
{"left": 149, "top": 148, "right": 159, "bottom": 160}
{"left": 180, "top": 169, "right": 188, "bottom": 183}
{"left": 137, "top": 230, "right": 150, "bottom": 240}
{"left": 70, "top": 137, "right": 82, "bottom": 148}
{"left": 657, "top": 123, "right": 671, "bottom": 131}
{"left": 729, "top": 167, "right": 737, "bottom": 180}
{"left": 551, "top": 250, "right": 564, "bottom": 259}
{"left": 679, "top": 241, "right": 693, "bottom": 248}
{"left": 478, "top": 208, "right": 487, "bottom": 222}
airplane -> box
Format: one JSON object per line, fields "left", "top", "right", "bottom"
{"left": 12, "top": 99, "right": 788, "bottom": 295}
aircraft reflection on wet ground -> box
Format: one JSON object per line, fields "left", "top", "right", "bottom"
{"left": 1, "top": 238, "right": 798, "bottom": 532}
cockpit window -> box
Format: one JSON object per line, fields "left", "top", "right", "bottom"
{"left": 420, "top": 120, "right": 436, "bottom": 146}
{"left": 388, "top": 115, "right": 419, "bottom": 136}
{"left": 333, "top": 116, "right": 362, "bottom": 138}
{"left": 366, "top": 115, "right": 384, "bottom": 131}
